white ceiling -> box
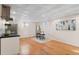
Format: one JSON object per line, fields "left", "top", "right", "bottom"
{"left": 7, "top": 4, "right": 79, "bottom": 22}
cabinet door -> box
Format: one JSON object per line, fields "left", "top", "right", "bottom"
{"left": 0, "top": 5, "right": 2, "bottom": 17}
{"left": 1, "top": 5, "right": 10, "bottom": 19}
{"left": 6, "top": 6, "right": 10, "bottom": 19}
{"left": 1, "top": 37, "right": 19, "bottom": 55}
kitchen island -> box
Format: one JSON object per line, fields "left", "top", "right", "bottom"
{"left": 0, "top": 35, "right": 20, "bottom": 55}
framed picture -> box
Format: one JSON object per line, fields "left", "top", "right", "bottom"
{"left": 56, "top": 19, "right": 76, "bottom": 31}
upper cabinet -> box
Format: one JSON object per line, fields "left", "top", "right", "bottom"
{"left": 0, "top": 5, "right": 2, "bottom": 17}
{"left": 0, "top": 5, "right": 10, "bottom": 20}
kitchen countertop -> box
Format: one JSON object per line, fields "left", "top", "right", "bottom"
{"left": 0, "top": 34, "right": 20, "bottom": 38}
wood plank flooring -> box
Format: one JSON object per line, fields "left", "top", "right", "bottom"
{"left": 19, "top": 37, "right": 79, "bottom": 55}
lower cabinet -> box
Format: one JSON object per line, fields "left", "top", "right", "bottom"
{"left": 1, "top": 37, "right": 19, "bottom": 55}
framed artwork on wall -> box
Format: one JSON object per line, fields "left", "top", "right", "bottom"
{"left": 56, "top": 19, "right": 76, "bottom": 31}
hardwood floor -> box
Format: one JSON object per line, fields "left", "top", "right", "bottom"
{"left": 19, "top": 37, "right": 79, "bottom": 55}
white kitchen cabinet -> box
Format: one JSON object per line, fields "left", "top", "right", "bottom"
{"left": 1, "top": 37, "right": 19, "bottom": 55}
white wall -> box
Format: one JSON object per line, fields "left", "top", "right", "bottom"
{"left": 18, "top": 21, "right": 36, "bottom": 37}
{"left": 40, "top": 15, "right": 79, "bottom": 47}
